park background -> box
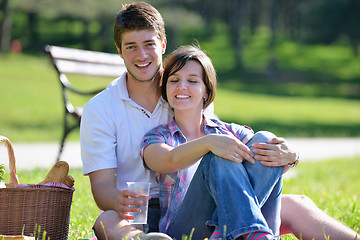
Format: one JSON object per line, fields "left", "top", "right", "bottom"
{"left": 0, "top": 0, "right": 360, "bottom": 239}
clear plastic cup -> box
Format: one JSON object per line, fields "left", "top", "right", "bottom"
{"left": 126, "top": 182, "right": 150, "bottom": 224}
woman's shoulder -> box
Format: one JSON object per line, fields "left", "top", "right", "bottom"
{"left": 145, "top": 122, "right": 172, "bottom": 137}
{"left": 209, "top": 118, "right": 253, "bottom": 133}
{"left": 207, "top": 118, "right": 233, "bottom": 129}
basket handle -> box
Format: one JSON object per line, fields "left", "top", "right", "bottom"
{"left": 0, "top": 136, "right": 20, "bottom": 187}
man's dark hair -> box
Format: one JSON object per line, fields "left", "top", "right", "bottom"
{"left": 114, "top": 2, "right": 165, "bottom": 51}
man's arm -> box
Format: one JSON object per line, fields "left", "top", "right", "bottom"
{"left": 89, "top": 168, "right": 144, "bottom": 221}
{"left": 281, "top": 194, "right": 360, "bottom": 239}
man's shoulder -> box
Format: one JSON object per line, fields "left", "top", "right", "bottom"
{"left": 85, "top": 77, "right": 123, "bottom": 108}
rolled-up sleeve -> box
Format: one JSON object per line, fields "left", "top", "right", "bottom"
{"left": 140, "top": 126, "right": 167, "bottom": 169}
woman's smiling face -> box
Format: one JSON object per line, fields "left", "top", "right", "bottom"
{"left": 166, "top": 60, "right": 208, "bottom": 113}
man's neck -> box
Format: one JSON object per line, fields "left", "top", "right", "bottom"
{"left": 126, "top": 74, "right": 161, "bottom": 113}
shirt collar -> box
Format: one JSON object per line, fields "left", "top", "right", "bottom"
{"left": 203, "top": 114, "right": 219, "bottom": 129}
{"left": 117, "top": 72, "right": 131, "bottom": 101}
{"left": 168, "top": 114, "right": 219, "bottom": 138}
{"left": 168, "top": 117, "right": 181, "bottom": 137}
{"left": 117, "top": 72, "right": 169, "bottom": 109}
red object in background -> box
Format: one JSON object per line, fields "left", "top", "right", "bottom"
{"left": 11, "top": 40, "right": 22, "bottom": 53}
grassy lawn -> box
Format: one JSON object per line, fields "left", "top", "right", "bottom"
{"left": 214, "top": 89, "right": 360, "bottom": 137}
{"left": 1, "top": 52, "right": 359, "bottom": 142}
{"left": 4, "top": 156, "right": 357, "bottom": 239}
{"left": 0, "top": 53, "right": 112, "bottom": 142}
{"left": 283, "top": 157, "right": 360, "bottom": 234}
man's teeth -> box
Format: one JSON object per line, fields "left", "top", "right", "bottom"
{"left": 176, "top": 95, "right": 190, "bottom": 99}
{"left": 137, "top": 63, "right": 150, "bottom": 67}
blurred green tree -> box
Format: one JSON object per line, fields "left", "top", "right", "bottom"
{"left": 2, "top": 0, "right": 359, "bottom": 68}
{"left": 0, "top": 0, "right": 12, "bottom": 52}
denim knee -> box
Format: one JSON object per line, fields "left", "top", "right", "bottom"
{"left": 247, "top": 131, "right": 277, "bottom": 150}
{"left": 201, "top": 152, "right": 249, "bottom": 183}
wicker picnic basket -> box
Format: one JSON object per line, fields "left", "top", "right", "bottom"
{"left": 0, "top": 136, "right": 74, "bottom": 240}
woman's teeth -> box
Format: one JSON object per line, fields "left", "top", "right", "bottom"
{"left": 176, "top": 95, "right": 189, "bottom": 99}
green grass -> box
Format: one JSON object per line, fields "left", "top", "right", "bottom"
{"left": 3, "top": 156, "right": 357, "bottom": 239}
{"left": 281, "top": 156, "right": 360, "bottom": 239}
{"left": 0, "top": 54, "right": 62, "bottom": 142}
{"left": 0, "top": 53, "right": 113, "bottom": 142}
{"left": 214, "top": 89, "right": 360, "bottom": 137}
{"left": 283, "top": 157, "right": 360, "bottom": 231}
{"left": 1, "top": 52, "right": 360, "bottom": 142}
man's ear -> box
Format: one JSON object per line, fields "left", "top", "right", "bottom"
{"left": 161, "top": 37, "right": 167, "bottom": 54}
{"left": 116, "top": 45, "right": 123, "bottom": 58}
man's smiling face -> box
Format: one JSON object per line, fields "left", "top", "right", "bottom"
{"left": 119, "top": 29, "right": 166, "bottom": 83}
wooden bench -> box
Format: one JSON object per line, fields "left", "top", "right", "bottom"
{"left": 45, "top": 45, "right": 126, "bottom": 161}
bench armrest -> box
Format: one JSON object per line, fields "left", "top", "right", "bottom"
{"left": 59, "top": 74, "right": 104, "bottom": 96}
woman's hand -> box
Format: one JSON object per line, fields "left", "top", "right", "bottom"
{"left": 207, "top": 134, "right": 255, "bottom": 164}
{"left": 252, "top": 137, "right": 297, "bottom": 167}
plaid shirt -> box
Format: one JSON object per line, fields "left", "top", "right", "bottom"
{"left": 140, "top": 115, "right": 253, "bottom": 233}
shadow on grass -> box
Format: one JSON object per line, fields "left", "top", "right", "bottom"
{"left": 217, "top": 68, "right": 360, "bottom": 100}
{"left": 219, "top": 117, "right": 360, "bottom": 137}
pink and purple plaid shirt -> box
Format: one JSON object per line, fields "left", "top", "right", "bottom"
{"left": 140, "top": 115, "right": 253, "bottom": 233}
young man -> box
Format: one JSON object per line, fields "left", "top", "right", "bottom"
{"left": 80, "top": 2, "right": 360, "bottom": 240}
{"left": 80, "top": 2, "right": 172, "bottom": 239}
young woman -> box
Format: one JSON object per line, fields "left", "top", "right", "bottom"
{"left": 140, "top": 45, "right": 286, "bottom": 240}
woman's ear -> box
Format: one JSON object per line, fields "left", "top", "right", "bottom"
{"left": 204, "top": 92, "right": 208, "bottom": 102}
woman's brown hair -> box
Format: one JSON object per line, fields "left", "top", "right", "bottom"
{"left": 162, "top": 45, "right": 217, "bottom": 109}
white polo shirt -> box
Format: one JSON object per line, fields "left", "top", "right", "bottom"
{"left": 80, "top": 72, "right": 173, "bottom": 197}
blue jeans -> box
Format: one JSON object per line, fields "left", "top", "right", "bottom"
{"left": 166, "top": 131, "right": 284, "bottom": 240}
{"left": 145, "top": 198, "right": 161, "bottom": 233}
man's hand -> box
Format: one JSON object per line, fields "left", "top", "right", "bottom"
{"left": 89, "top": 169, "right": 149, "bottom": 221}
{"left": 252, "top": 137, "right": 297, "bottom": 167}
{"left": 114, "top": 189, "right": 149, "bottom": 221}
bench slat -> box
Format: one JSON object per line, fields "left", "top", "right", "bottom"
{"left": 47, "top": 45, "right": 124, "bottom": 65}
{"left": 55, "top": 59, "right": 126, "bottom": 77}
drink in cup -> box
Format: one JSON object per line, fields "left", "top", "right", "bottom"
{"left": 126, "top": 182, "right": 150, "bottom": 224}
